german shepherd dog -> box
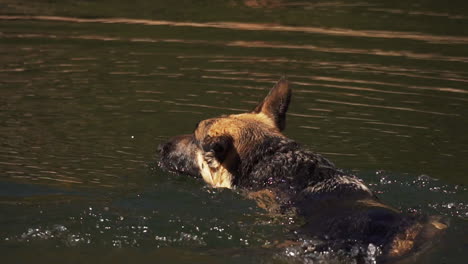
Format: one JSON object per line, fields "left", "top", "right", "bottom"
{"left": 158, "top": 78, "right": 447, "bottom": 263}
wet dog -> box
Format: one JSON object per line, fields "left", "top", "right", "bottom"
{"left": 158, "top": 78, "right": 446, "bottom": 262}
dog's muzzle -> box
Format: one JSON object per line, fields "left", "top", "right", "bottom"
{"left": 158, "top": 134, "right": 201, "bottom": 177}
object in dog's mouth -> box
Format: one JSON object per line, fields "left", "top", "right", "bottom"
{"left": 158, "top": 77, "right": 447, "bottom": 262}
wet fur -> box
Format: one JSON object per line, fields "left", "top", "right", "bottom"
{"left": 158, "top": 78, "right": 446, "bottom": 262}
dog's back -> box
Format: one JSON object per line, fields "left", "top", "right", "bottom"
{"left": 232, "top": 133, "right": 446, "bottom": 260}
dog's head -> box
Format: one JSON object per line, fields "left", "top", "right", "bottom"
{"left": 158, "top": 78, "right": 291, "bottom": 188}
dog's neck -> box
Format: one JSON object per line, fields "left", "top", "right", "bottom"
{"left": 235, "top": 136, "right": 336, "bottom": 190}
{"left": 236, "top": 136, "right": 374, "bottom": 197}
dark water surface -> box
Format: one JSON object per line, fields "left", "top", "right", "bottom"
{"left": 1, "top": 1, "right": 467, "bottom": 263}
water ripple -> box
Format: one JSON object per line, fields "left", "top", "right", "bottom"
{"left": 316, "top": 99, "right": 459, "bottom": 116}
{"left": 3, "top": 32, "right": 468, "bottom": 64}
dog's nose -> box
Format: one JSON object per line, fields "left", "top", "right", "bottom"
{"left": 157, "top": 143, "right": 168, "bottom": 154}
{"left": 157, "top": 144, "right": 164, "bottom": 154}
{"left": 157, "top": 142, "right": 173, "bottom": 154}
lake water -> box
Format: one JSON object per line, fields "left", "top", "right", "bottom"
{"left": 1, "top": 1, "right": 467, "bottom": 263}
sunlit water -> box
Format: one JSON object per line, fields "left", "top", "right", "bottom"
{"left": 1, "top": 1, "right": 467, "bottom": 263}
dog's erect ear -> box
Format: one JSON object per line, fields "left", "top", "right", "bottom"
{"left": 253, "top": 77, "right": 291, "bottom": 131}
{"left": 201, "top": 135, "right": 233, "bottom": 165}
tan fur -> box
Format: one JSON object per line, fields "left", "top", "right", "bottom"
{"left": 233, "top": 112, "right": 278, "bottom": 130}
{"left": 388, "top": 223, "right": 423, "bottom": 257}
{"left": 431, "top": 220, "right": 447, "bottom": 230}
{"left": 246, "top": 189, "right": 281, "bottom": 212}
{"left": 196, "top": 150, "right": 233, "bottom": 188}
{"left": 356, "top": 199, "right": 400, "bottom": 213}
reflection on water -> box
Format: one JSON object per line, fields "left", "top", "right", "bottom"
{"left": 2, "top": 15, "right": 468, "bottom": 44}
{"left": 368, "top": 8, "right": 467, "bottom": 20}
{"left": 1, "top": 1, "right": 468, "bottom": 263}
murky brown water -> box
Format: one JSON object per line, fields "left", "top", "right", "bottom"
{"left": 1, "top": 1, "right": 467, "bottom": 263}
